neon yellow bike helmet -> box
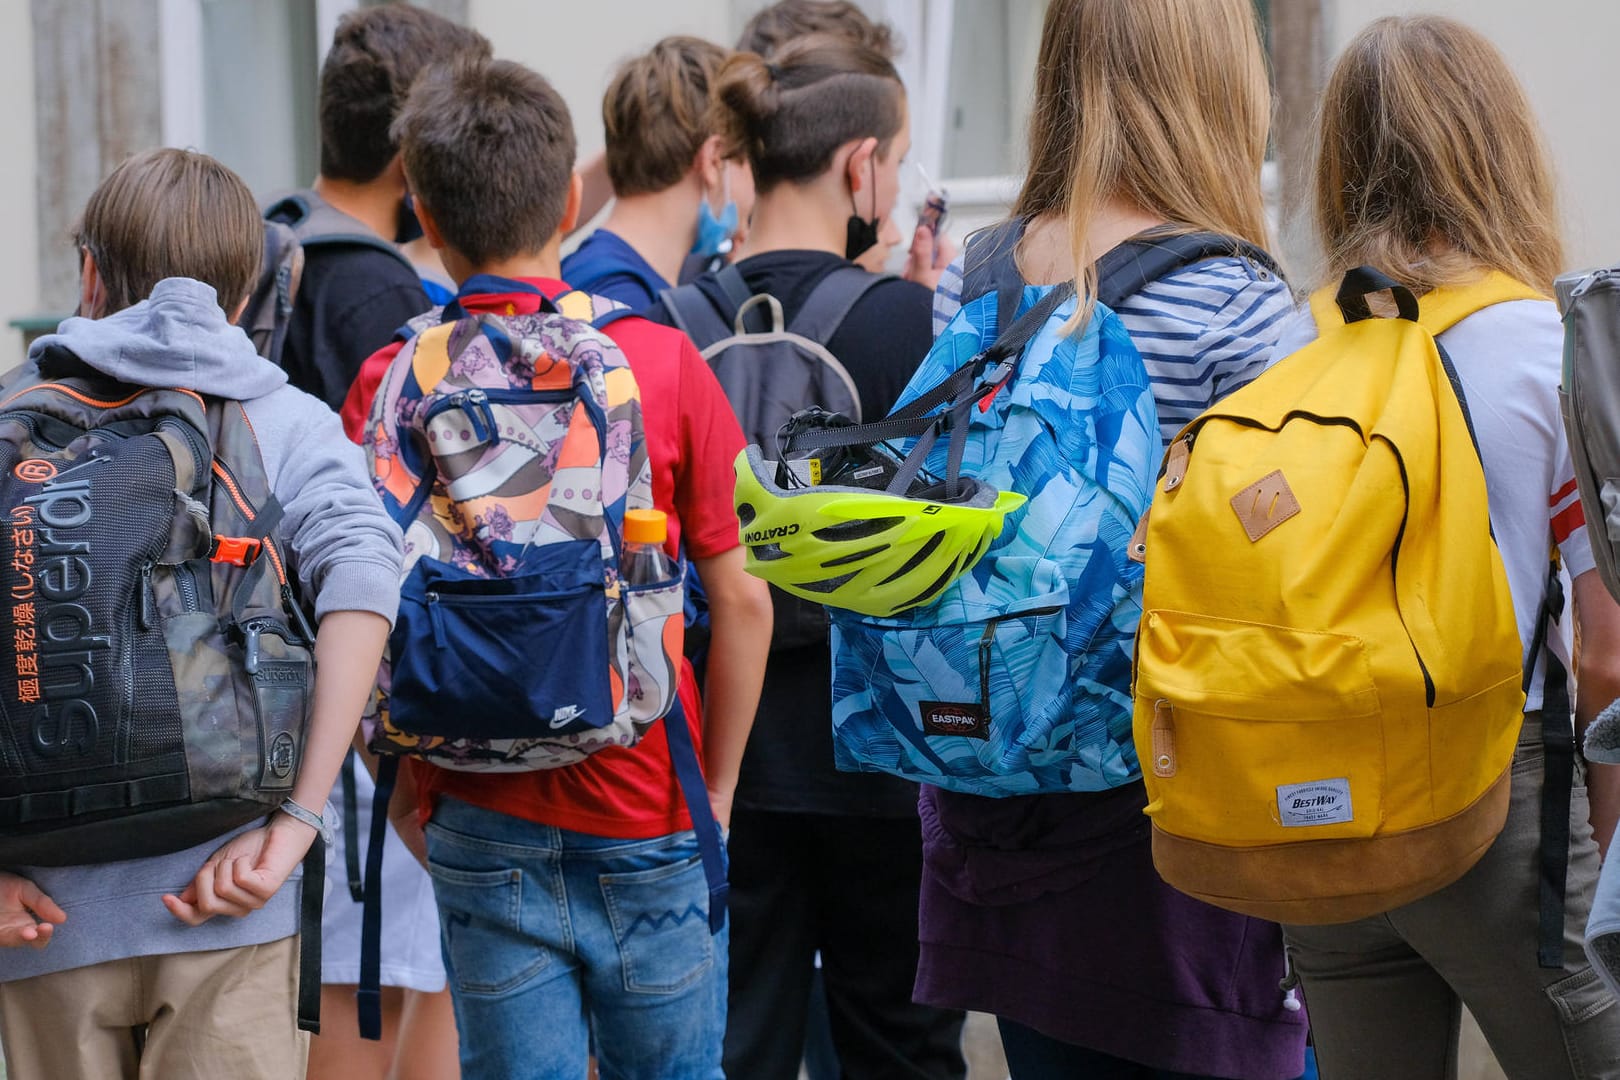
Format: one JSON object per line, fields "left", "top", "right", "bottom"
{"left": 732, "top": 415, "right": 1024, "bottom": 617}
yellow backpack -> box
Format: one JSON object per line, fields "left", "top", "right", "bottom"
{"left": 1132, "top": 267, "right": 1544, "bottom": 924}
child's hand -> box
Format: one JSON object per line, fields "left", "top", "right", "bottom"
{"left": 902, "top": 222, "right": 959, "bottom": 293}
{"left": 162, "top": 813, "right": 318, "bottom": 926}
{"left": 0, "top": 871, "right": 66, "bottom": 948}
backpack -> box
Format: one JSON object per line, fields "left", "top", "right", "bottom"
{"left": 0, "top": 351, "right": 323, "bottom": 1026}
{"left": 1557, "top": 265, "right": 1620, "bottom": 602}
{"left": 1132, "top": 267, "right": 1566, "bottom": 929}
{"left": 242, "top": 191, "right": 416, "bottom": 367}
{"left": 826, "top": 229, "right": 1280, "bottom": 797}
{"left": 355, "top": 275, "right": 724, "bottom": 1038}
{"left": 661, "top": 265, "right": 889, "bottom": 650}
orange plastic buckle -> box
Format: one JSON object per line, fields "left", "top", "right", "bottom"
{"left": 210, "top": 536, "right": 264, "bottom": 567}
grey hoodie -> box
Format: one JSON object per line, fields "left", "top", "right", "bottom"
{"left": 0, "top": 278, "right": 403, "bottom": 983}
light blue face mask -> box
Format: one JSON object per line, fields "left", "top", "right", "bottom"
{"left": 692, "top": 172, "right": 738, "bottom": 258}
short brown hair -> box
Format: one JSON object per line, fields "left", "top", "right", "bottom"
{"left": 712, "top": 35, "right": 904, "bottom": 193}
{"left": 318, "top": 4, "right": 491, "bottom": 183}
{"left": 396, "top": 58, "right": 577, "bottom": 266}
{"left": 1314, "top": 16, "right": 1563, "bottom": 294}
{"left": 737, "top": 1, "right": 897, "bottom": 59}
{"left": 604, "top": 36, "right": 730, "bottom": 198}
{"left": 74, "top": 148, "right": 262, "bottom": 317}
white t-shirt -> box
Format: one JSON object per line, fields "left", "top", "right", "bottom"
{"left": 1272, "top": 298, "right": 1594, "bottom": 710}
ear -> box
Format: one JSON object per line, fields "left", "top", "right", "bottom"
{"left": 78, "top": 247, "right": 105, "bottom": 319}
{"left": 558, "top": 172, "right": 584, "bottom": 237}
{"left": 380, "top": 153, "right": 408, "bottom": 196}
{"left": 694, "top": 134, "right": 726, "bottom": 191}
{"left": 413, "top": 196, "right": 448, "bottom": 251}
{"left": 845, "top": 136, "right": 879, "bottom": 193}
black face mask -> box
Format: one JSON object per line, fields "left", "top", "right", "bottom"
{"left": 396, "top": 194, "right": 425, "bottom": 245}
{"left": 845, "top": 213, "right": 880, "bottom": 261}
{"left": 844, "top": 157, "right": 879, "bottom": 261}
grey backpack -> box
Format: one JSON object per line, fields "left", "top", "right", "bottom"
{"left": 241, "top": 191, "right": 416, "bottom": 367}
{"left": 1557, "top": 267, "right": 1620, "bottom": 600}
{"left": 661, "top": 265, "right": 889, "bottom": 649}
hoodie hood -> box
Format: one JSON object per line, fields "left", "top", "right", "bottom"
{"left": 27, "top": 277, "right": 288, "bottom": 401}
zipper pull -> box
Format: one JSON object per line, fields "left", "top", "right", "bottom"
{"left": 243, "top": 623, "right": 262, "bottom": 675}
{"left": 139, "top": 565, "right": 155, "bottom": 631}
{"left": 978, "top": 622, "right": 996, "bottom": 708}
{"left": 1279, "top": 955, "right": 1303, "bottom": 1012}
{"left": 281, "top": 584, "right": 316, "bottom": 645}
{"left": 426, "top": 591, "right": 448, "bottom": 648}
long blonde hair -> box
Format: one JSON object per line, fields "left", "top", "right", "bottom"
{"left": 1314, "top": 16, "right": 1562, "bottom": 294}
{"left": 1015, "top": 0, "right": 1272, "bottom": 306}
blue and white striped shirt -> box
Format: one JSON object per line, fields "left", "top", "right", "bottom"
{"left": 933, "top": 255, "right": 1297, "bottom": 447}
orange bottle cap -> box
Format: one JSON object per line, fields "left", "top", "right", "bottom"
{"left": 622, "top": 508, "right": 668, "bottom": 545}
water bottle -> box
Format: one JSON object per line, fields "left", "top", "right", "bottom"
{"left": 621, "top": 509, "right": 678, "bottom": 586}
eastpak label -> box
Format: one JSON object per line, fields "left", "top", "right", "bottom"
{"left": 1276, "top": 778, "right": 1353, "bottom": 827}
{"left": 920, "top": 700, "right": 988, "bottom": 740}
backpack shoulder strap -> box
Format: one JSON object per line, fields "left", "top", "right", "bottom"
{"left": 264, "top": 192, "right": 414, "bottom": 272}
{"left": 1095, "top": 231, "right": 1283, "bottom": 310}
{"left": 786, "top": 266, "right": 892, "bottom": 344}
{"left": 659, "top": 282, "right": 735, "bottom": 351}
{"left": 961, "top": 219, "right": 1029, "bottom": 332}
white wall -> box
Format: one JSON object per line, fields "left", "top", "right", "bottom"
{"left": 1324, "top": 0, "right": 1620, "bottom": 274}
{"left": 0, "top": 1, "right": 39, "bottom": 346}
{"left": 467, "top": 0, "right": 740, "bottom": 161}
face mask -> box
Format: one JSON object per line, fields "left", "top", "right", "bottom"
{"left": 844, "top": 156, "right": 880, "bottom": 261}
{"left": 692, "top": 171, "right": 738, "bottom": 258}
{"left": 396, "top": 193, "right": 425, "bottom": 245}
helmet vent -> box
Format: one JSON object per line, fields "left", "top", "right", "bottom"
{"left": 812, "top": 516, "right": 905, "bottom": 542}
{"left": 797, "top": 570, "right": 859, "bottom": 594}
{"left": 820, "top": 543, "right": 890, "bottom": 569}
{"left": 876, "top": 531, "right": 946, "bottom": 587}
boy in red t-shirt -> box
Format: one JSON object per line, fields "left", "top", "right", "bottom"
{"left": 347, "top": 58, "right": 772, "bottom": 1079}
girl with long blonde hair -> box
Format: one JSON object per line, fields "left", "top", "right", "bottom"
{"left": 917, "top": 1, "right": 1307, "bottom": 1075}
{"left": 1272, "top": 16, "right": 1620, "bottom": 1077}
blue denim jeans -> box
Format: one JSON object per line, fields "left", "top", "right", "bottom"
{"left": 425, "top": 797, "right": 728, "bottom": 1080}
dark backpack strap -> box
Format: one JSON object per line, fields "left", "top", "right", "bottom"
{"left": 297, "top": 833, "right": 325, "bottom": 1033}
{"left": 1525, "top": 559, "right": 1574, "bottom": 969}
{"left": 265, "top": 192, "right": 415, "bottom": 272}
{"left": 714, "top": 265, "right": 764, "bottom": 334}
{"left": 960, "top": 219, "right": 1029, "bottom": 334}
{"left": 341, "top": 751, "right": 364, "bottom": 903}
{"left": 357, "top": 754, "right": 400, "bottom": 1040}
{"left": 661, "top": 696, "right": 728, "bottom": 935}
{"left": 1094, "top": 231, "right": 1283, "bottom": 310}
{"left": 787, "top": 267, "right": 893, "bottom": 345}
{"left": 659, "top": 283, "right": 735, "bottom": 352}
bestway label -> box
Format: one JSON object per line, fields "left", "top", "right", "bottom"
{"left": 1276, "top": 778, "right": 1353, "bottom": 827}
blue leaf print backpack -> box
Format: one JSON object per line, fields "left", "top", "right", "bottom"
{"left": 829, "top": 230, "right": 1271, "bottom": 796}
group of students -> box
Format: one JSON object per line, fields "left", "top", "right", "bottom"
{"left": 0, "top": 1, "right": 1616, "bottom": 1079}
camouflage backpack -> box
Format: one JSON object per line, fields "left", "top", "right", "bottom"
{"left": 0, "top": 357, "right": 314, "bottom": 867}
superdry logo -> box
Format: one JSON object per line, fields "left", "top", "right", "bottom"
{"left": 920, "top": 700, "right": 988, "bottom": 740}
{"left": 743, "top": 523, "right": 798, "bottom": 544}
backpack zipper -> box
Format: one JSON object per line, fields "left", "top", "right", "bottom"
{"left": 978, "top": 606, "right": 1063, "bottom": 706}
{"left": 239, "top": 616, "right": 300, "bottom": 675}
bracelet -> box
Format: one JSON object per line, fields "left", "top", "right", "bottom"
{"left": 277, "top": 798, "right": 333, "bottom": 845}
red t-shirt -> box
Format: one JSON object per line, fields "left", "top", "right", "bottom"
{"left": 343, "top": 278, "right": 745, "bottom": 838}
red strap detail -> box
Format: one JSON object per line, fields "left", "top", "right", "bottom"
{"left": 210, "top": 536, "right": 264, "bottom": 567}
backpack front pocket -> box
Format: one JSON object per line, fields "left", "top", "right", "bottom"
{"left": 390, "top": 540, "right": 612, "bottom": 740}
{"left": 1134, "top": 609, "right": 1384, "bottom": 845}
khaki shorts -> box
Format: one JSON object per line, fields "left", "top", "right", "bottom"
{"left": 0, "top": 936, "right": 307, "bottom": 1080}
{"left": 1285, "top": 714, "right": 1620, "bottom": 1079}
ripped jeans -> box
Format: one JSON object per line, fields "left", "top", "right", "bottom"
{"left": 425, "top": 797, "right": 727, "bottom": 1080}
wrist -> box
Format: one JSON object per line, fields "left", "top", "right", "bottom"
{"left": 274, "top": 797, "right": 331, "bottom": 845}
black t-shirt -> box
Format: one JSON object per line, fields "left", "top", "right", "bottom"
{"left": 280, "top": 244, "right": 429, "bottom": 410}
{"left": 648, "top": 249, "right": 936, "bottom": 818}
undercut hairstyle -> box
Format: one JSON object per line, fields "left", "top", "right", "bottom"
{"left": 395, "top": 58, "right": 577, "bottom": 266}
{"left": 711, "top": 34, "right": 904, "bottom": 193}
{"left": 737, "top": 0, "right": 897, "bottom": 60}
{"left": 74, "top": 148, "right": 262, "bottom": 317}
{"left": 1314, "top": 15, "right": 1563, "bottom": 294}
{"left": 318, "top": 5, "right": 491, "bottom": 183}
{"left": 604, "top": 36, "right": 730, "bottom": 198}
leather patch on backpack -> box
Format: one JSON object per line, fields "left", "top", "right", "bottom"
{"left": 1231, "top": 470, "right": 1300, "bottom": 542}
{"left": 920, "top": 700, "right": 988, "bottom": 740}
